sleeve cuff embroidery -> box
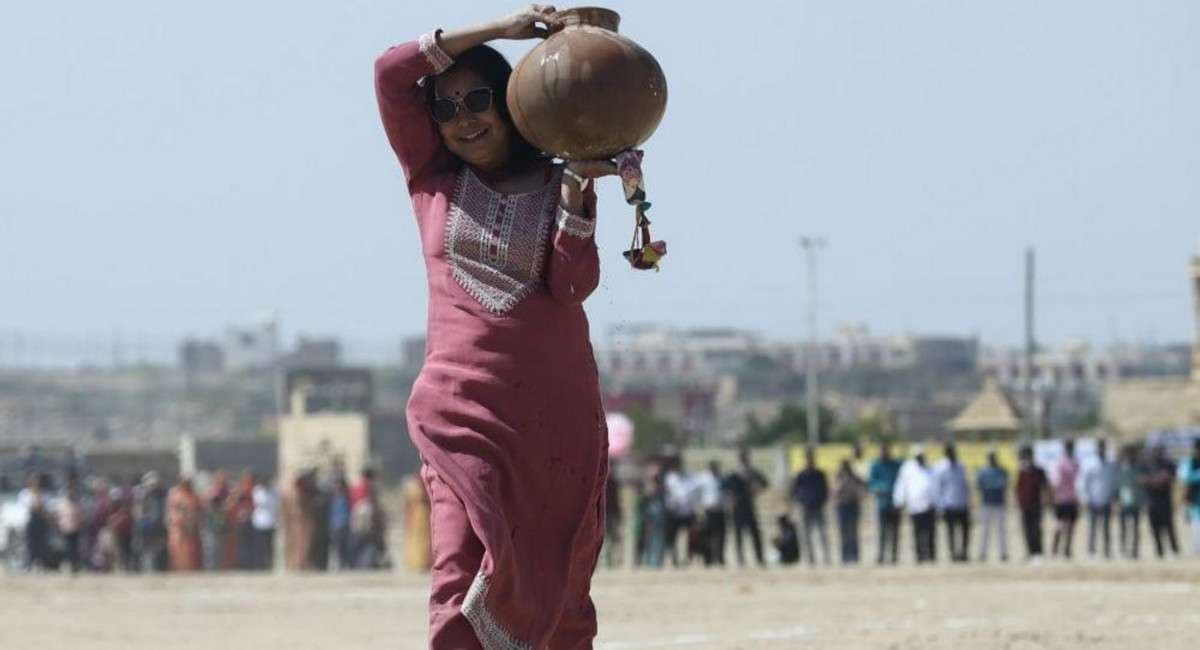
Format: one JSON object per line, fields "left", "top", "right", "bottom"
{"left": 557, "top": 207, "right": 596, "bottom": 239}
{"left": 418, "top": 31, "right": 454, "bottom": 74}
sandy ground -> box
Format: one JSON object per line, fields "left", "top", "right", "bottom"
{"left": 3, "top": 560, "right": 1200, "bottom": 649}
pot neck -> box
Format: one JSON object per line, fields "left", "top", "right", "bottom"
{"left": 559, "top": 7, "right": 620, "bottom": 31}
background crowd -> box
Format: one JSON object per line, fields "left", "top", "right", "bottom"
{"left": 11, "top": 437, "right": 1200, "bottom": 576}
{"left": 623, "top": 438, "right": 1200, "bottom": 569}
{"left": 12, "top": 466, "right": 390, "bottom": 574}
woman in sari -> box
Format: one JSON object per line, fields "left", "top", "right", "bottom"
{"left": 167, "top": 477, "right": 204, "bottom": 572}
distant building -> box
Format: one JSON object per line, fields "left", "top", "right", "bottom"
{"left": 597, "top": 325, "right": 761, "bottom": 382}
{"left": 277, "top": 367, "right": 418, "bottom": 485}
{"left": 283, "top": 336, "right": 342, "bottom": 369}
{"left": 1102, "top": 254, "right": 1200, "bottom": 440}
{"left": 224, "top": 318, "right": 279, "bottom": 372}
{"left": 401, "top": 336, "right": 427, "bottom": 371}
{"left": 178, "top": 339, "right": 224, "bottom": 374}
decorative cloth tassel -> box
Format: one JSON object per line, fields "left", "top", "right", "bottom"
{"left": 616, "top": 150, "right": 666, "bottom": 271}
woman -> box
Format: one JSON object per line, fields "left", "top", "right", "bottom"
{"left": 833, "top": 459, "right": 867, "bottom": 565}
{"left": 167, "top": 477, "right": 204, "bottom": 572}
{"left": 375, "top": 5, "right": 615, "bottom": 647}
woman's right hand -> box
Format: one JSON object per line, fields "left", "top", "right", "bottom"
{"left": 492, "top": 4, "right": 563, "bottom": 40}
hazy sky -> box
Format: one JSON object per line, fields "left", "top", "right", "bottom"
{"left": 2, "top": 0, "right": 1198, "bottom": 353}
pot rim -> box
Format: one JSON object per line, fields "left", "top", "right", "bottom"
{"left": 558, "top": 6, "right": 621, "bottom": 32}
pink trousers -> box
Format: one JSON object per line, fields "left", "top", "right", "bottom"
{"left": 421, "top": 464, "right": 600, "bottom": 650}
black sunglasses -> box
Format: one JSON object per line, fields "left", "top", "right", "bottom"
{"left": 430, "top": 87, "right": 494, "bottom": 124}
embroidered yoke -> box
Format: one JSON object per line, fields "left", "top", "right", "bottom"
{"left": 375, "top": 32, "right": 609, "bottom": 650}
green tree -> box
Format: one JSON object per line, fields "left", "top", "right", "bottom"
{"left": 628, "top": 407, "right": 679, "bottom": 455}
{"left": 742, "top": 403, "right": 836, "bottom": 447}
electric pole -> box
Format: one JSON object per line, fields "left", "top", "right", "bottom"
{"left": 800, "top": 237, "right": 826, "bottom": 447}
{"left": 1023, "top": 247, "right": 1036, "bottom": 441}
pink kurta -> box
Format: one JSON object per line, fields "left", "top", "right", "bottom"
{"left": 376, "top": 33, "right": 608, "bottom": 650}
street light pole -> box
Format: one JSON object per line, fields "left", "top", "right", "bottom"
{"left": 800, "top": 237, "right": 826, "bottom": 447}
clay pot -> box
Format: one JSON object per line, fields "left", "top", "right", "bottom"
{"left": 506, "top": 7, "right": 668, "bottom": 160}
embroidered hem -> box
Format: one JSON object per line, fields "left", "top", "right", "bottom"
{"left": 462, "top": 572, "right": 533, "bottom": 650}
{"left": 418, "top": 31, "right": 453, "bottom": 74}
{"left": 557, "top": 208, "right": 595, "bottom": 239}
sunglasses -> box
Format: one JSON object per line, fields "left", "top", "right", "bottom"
{"left": 430, "top": 87, "right": 494, "bottom": 124}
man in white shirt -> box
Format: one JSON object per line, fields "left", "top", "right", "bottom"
{"left": 663, "top": 458, "right": 699, "bottom": 567}
{"left": 1077, "top": 439, "right": 1117, "bottom": 559}
{"left": 894, "top": 446, "right": 938, "bottom": 564}
{"left": 934, "top": 443, "right": 972, "bottom": 563}
{"left": 693, "top": 461, "right": 726, "bottom": 566}
{"left": 251, "top": 477, "right": 279, "bottom": 571}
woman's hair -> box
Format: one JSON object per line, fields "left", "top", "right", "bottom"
{"left": 426, "top": 45, "right": 543, "bottom": 163}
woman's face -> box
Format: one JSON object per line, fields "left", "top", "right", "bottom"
{"left": 434, "top": 67, "right": 512, "bottom": 170}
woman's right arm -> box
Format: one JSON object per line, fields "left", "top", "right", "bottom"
{"left": 373, "top": 35, "right": 455, "bottom": 190}
{"left": 374, "top": 6, "right": 561, "bottom": 190}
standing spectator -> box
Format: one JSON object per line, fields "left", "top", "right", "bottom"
{"left": 1016, "top": 446, "right": 1048, "bottom": 562}
{"left": 350, "top": 468, "right": 386, "bottom": 569}
{"left": 603, "top": 470, "right": 623, "bottom": 569}
{"left": 773, "top": 514, "right": 800, "bottom": 566}
{"left": 868, "top": 442, "right": 903, "bottom": 565}
{"left": 85, "top": 477, "right": 114, "bottom": 571}
{"left": 1050, "top": 440, "right": 1081, "bottom": 559}
{"left": 663, "top": 458, "right": 697, "bottom": 567}
{"left": 1179, "top": 439, "right": 1200, "bottom": 556}
{"left": 893, "top": 446, "right": 938, "bottom": 564}
{"left": 832, "top": 459, "right": 867, "bottom": 564}
{"left": 694, "top": 461, "right": 726, "bottom": 567}
{"left": 934, "top": 443, "right": 971, "bottom": 563}
{"left": 167, "top": 477, "right": 204, "bottom": 572}
{"left": 203, "top": 472, "right": 230, "bottom": 571}
{"left": 1142, "top": 445, "right": 1179, "bottom": 558}
{"left": 106, "top": 489, "right": 135, "bottom": 572}
{"left": 329, "top": 476, "right": 353, "bottom": 569}
{"left": 58, "top": 476, "right": 85, "bottom": 574}
{"left": 282, "top": 471, "right": 316, "bottom": 571}
{"left": 403, "top": 474, "right": 433, "bottom": 571}
{"left": 19, "top": 473, "right": 52, "bottom": 571}
{"left": 850, "top": 443, "right": 870, "bottom": 482}
{"left": 226, "top": 472, "right": 256, "bottom": 570}
{"left": 721, "top": 449, "right": 768, "bottom": 568}
{"left": 251, "top": 476, "right": 278, "bottom": 571}
{"left": 1116, "top": 445, "right": 1144, "bottom": 559}
{"left": 636, "top": 463, "right": 667, "bottom": 568}
{"left": 1078, "top": 440, "right": 1117, "bottom": 559}
{"left": 791, "top": 447, "right": 831, "bottom": 566}
{"left": 309, "top": 476, "right": 332, "bottom": 572}
{"left": 975, "top": 451, "right": 1009, "bottom": 563}
{"left": 135, "top": 472, "right": 168, "bottom": 572}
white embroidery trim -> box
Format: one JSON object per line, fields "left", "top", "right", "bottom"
{"left": 443, "top": 169, "right": 559, "bottom": 315}
{"left": 462, "top": 571, "right": 533, "bottom": 650}
{"left": 557, "top": 207, "right": 596, "bottom": 239}
{"left": 418, "top": 31, "right": 453, "bottom": 74}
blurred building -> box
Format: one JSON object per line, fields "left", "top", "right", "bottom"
{"left": 283, "top": 336, "right": 342, "bottom": 369}
{"left": 277, "top": 367, "right": 418, "bottom": 485}
{"left": 401, "top": 336, "right": 427, "bottom": 371}
{"left": 224, "top": 318, "right": 279, "bottom": 372}
{"left": 178, "top": 338, "right": 224, "bottom": 374}
{"left": 596, "top": 323, "right": 979, "bottom": 382}
{"left": 1102, "top": 254, "right": 1200, "bottom": 440}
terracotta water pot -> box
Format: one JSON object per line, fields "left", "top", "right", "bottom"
{"left": 506, "top": 7, "right": 668, "bottom": 160}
